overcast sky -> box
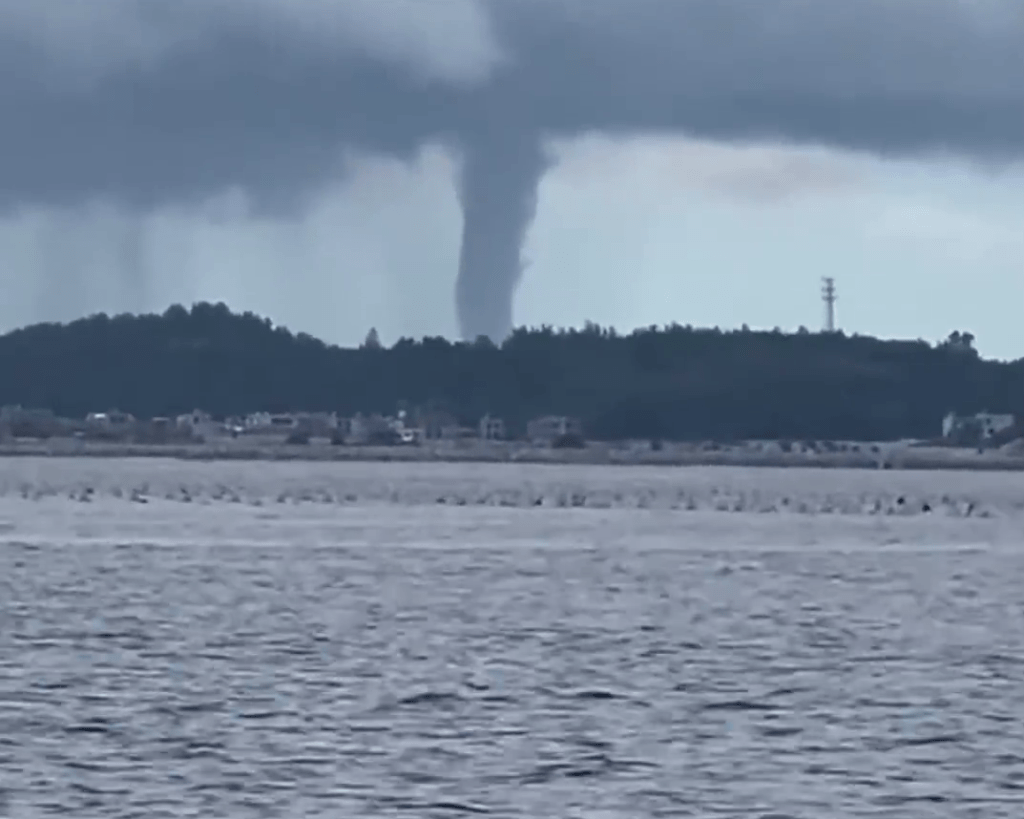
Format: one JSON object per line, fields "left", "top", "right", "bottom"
{"left": 1, "top": 0, "right": 1022, "bottom": 358}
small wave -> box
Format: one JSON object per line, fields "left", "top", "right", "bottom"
{"left": 700, "top": 699, "right": 779, "bottom": 712}
{"left": 894, "top": 733, "right": 966, "bottom": 748}
{"left": 66, "top": 722, "right": 113, "bottom": 735}
{"left": 521, "top": 753, "right": 656, "bottom": 785}
{"left": 758, "top": 725, "right": 803, "bottom": 738}
{"left": 237, "top": 710, "right": 289, "bottom": 721}
{"left": 388, "top": 690, "right": 467, "bottom": 710}
{"left": 422, "top": 801, "right": 491, "bottom": 814}
{"left": 571, "top": 689, "right": 622, "bottom": 701}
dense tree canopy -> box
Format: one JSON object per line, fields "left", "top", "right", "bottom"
{"left": 0, "top": 303, "right": 1020, "bottom": 442}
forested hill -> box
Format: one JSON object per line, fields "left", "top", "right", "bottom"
{"left": 0, "top": 302, "right": 1020, "bottom": 442}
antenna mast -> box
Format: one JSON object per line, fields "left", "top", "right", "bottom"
{"left": 822, "top": 277, "right": 837, "bottom": 333}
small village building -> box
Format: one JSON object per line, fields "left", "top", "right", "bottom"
{"left": 175, "top": 409, "right": 221, "bottom": 441}
{"left": 136, "top": 416, "right": 184, "bottom": 443}
{"left": 527, "top": 415, "right": 583, "bottom": 445}
{"left": 942, "top": 411, "right": 1015, "bottom": 442}
{"left": 348, "top": 412, "right": 397, "bottom": 445}
{"left": 87, "top": 409, "right": 134, "bottom": 428}
{"left": 419, "top": 409, "right": 459, "bottom": 441}
{"left": 298, "top": 412, "right": 339, "bottom": 437}
{"left": 244, "top": 411, "right": 298, "bottom": 431}
{"left": 479, "top": 414, "right": 506, "bottom": 441}
{"left": 1, "top": 405, "right": 61, "bottom": 438}
{"left": 389, "top": 410, "right": 422, "bottom": 444}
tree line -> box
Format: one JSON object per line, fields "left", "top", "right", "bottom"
{"left": 0, "top": 302, "right": 1019, "bottom": 442}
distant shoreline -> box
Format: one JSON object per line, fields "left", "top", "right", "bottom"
{"left": 0, "top": 439, "right": 1022, "bottom": 472}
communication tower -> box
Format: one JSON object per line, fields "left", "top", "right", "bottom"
{"left": 822, "top": 277, "right": 837, "bottom": 333}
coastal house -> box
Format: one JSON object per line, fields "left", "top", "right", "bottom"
{"left": 942, "top": 411, "right": 1015, "bottom": 442}
{"left": 224, "top": 416, "right": 245, "bottom": 437}
{"left": 478, "top": 414, "right": 506, "bottom": 441}
{"left": 1, "top": 405, "right": 61, "bottom": 438}
{"left": 348, "top": 412, "right": 399, "bottom": 445}
{"left": 391, "top": 410, "right": 422, "bottom": 444}
{"left": 442, "top": 424, "right": 478, "bottom": 441}
{"left": 418, "top": 409, "right": 459, "bottom": 441}
{"left": 175, "top": 409, "right": 221, "bottom": 442}
{"left": 86, "top": 409, "right": 136, "bottom": 440}
{"left": 87, "top": 409, "right": 134, "bottom": 427}
{"left": 299, "top": 412, "right": 339, "bottom": 437}
{"left": 244, "top": 411, "right": 298, "bottom": 431}
{"left": 136, "top": 416, "right": 190, "bottom": 444}
{"left": 243, "top": 411, "right": 337, "bottom": 437}
{"left": 176, "top": 409, "right": 210, "bottom": 429}
{"left": 527, "top": 415, "right": 583, "bottom": 446}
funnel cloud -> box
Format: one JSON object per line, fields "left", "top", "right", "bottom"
{"left": 456, "top": 132, "right": 549, "bottom": 342}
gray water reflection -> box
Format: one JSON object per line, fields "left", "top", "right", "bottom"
{"left": 2, "top": 537, "right": 1024, "bottom": 817}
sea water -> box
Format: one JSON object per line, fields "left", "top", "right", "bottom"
{"left": 0, "top": 458, "right": 1022, "bottom": 817}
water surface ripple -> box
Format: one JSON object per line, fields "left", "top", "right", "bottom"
{"left": 1, "top": 470, "right": 1023, "bottom": 816}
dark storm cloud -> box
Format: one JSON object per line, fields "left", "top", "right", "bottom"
{"left": 492, "top": 0, "right": 1024, "bottom": 156}
{"left": 2, "top": 0, "right": 1023, "bottom": 339}
{"left": 4, "top": 0, "right": 1023, "bottom": 209}
{"left": 0, "top": 48, "right": 455, "bottom": 211}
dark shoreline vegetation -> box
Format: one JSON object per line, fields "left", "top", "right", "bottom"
{"left": 0, "top": 302, "right": 1019, "bottom": 443}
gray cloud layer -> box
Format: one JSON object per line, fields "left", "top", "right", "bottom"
{"left": 3, "top": 0, "right": 1023, "bottom": 338}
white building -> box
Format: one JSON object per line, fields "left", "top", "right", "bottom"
{"left": 244, "top": 411, "right": 298, "bottom": 430}
{"left": 87, "top": 409, "right": 134, "bottom": 428}
{"left": 978, "top": 413, "right": 1015, "bottom": 438}
{"left": 943, "top": 411, "right": 1015, "bottom": 440}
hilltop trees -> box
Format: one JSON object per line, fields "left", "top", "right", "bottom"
{"left": 940, "top": 330, "right": 978, "bottom": 355}
{"left": 0, "top": 303, "right": 1020, "bottom": 441}
{"left": 362, "top": 327, "right": 382, "bottom": 350}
